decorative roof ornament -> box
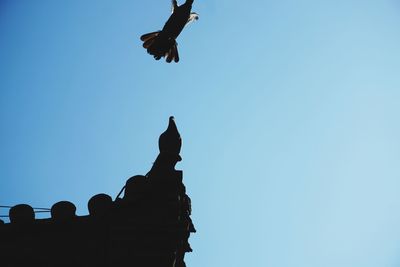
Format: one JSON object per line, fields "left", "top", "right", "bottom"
{"left": 159, "top": 116, "right": 182, "bottom": 159}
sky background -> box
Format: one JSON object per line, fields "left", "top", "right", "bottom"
{"left": 1, "top": 0, "right": 400, "bottom": 266}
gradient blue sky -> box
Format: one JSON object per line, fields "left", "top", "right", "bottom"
{"left": 1, "top": 0, "right": 400, "bottom": 266}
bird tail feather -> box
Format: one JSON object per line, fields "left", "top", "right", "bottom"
{"left": 141, "top": 31, "right": 161, "bottom": 49}
{"left": 166, "top": 43, "right": 179, "bottom": 63}
{"left": 140, "top": 31, "right": 161, "bottom": 42}
{"left": 140, "top": 31, "right": 178, "bottom": 63}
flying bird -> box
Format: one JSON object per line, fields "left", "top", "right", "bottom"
{"left": 140, "top": 0, "right": 199, "bottom": 63}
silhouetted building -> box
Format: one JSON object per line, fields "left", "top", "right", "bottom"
{"left": 0, "top": 117, "right": 195, "bottom": 267}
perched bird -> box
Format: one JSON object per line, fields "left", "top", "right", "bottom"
{"left": 140, "top": 0, "right": 199, "bottom": 63}
{"left": 158, "top": 116, "right": 182, "bottom": 157}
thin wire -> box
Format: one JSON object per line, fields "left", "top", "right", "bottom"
{"left": 0, "top": 205, "right": 50, "bottom": 211}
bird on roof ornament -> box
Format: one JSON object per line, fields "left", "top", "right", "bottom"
{"left": 140, "top": 0, "right": 199, "bottom": 63}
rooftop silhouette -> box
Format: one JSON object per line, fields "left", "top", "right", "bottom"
{"left": 0, "top": 117, "right": 195, "bottom": 267}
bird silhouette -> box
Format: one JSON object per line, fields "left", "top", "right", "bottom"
{"left": 140, "top": 0, "right": 199, "bottom": 63}
{"left": 158, "top": 116, "right": 182, "bottom": 157}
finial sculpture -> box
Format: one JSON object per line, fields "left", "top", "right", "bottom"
{"left": 159, "top": 116, "right": 182, "bottom": 157}
{"left": 0, "top": 117, "right": 195, "bottom": 267}
{"left": 146, "top": 116, "right": 183, "bottom": 177}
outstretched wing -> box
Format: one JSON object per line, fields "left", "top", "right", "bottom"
{"left": 186, "top": 12, "right": 199, "bottom": 26}
{"left": 171, "top": 0, "right": 178, "bottom": 13}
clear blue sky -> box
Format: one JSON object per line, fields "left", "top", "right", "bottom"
{"left": 1, "top": 0, "right": 400, "bottom": 266}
